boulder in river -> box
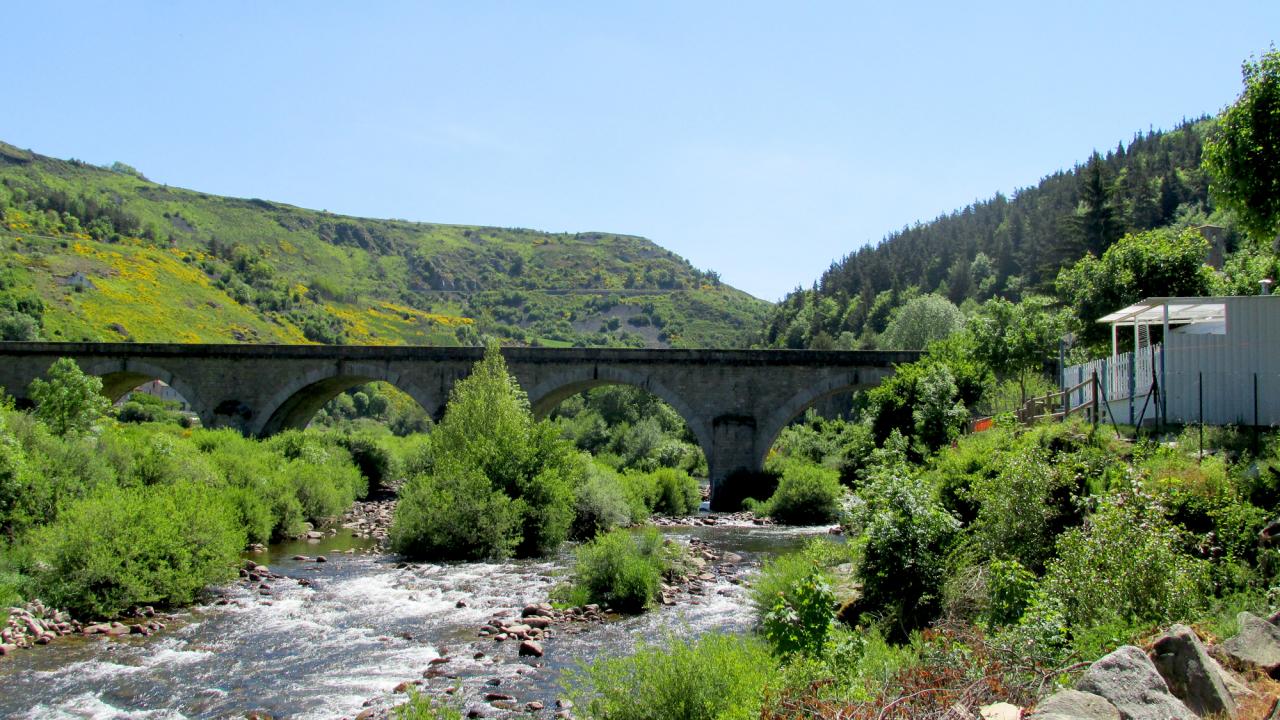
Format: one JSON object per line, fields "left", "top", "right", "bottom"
{"left": 519, "top": 640, "right": 544, "bottom": 657}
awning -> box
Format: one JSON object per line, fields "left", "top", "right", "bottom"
{"left": 1097, "top": 297, "right": 1228, "bottom": 326}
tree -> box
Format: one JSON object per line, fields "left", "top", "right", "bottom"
{"left": 390, "top": 342, "right": 581, "bottom": 559}
{"left": 1203, "top": 47, "right": 1280, "bottom": 241}
{"left": 879, "top": 294, "right": 963, "bottom": 351}
{"left": 1066, "top": 154, "right": 1126, "bottom": 258}
{"left": 1055, "top": 228, "right": 1215, "bottom": 346}
{"left": 28, "top": 357, "right": 111, "bottom": 436}
{"left": 967, "top": 296, "right": 1071, "bottom": 404}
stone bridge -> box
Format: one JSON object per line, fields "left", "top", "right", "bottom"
{"left": 0, "top": 343, "right": 920, "bottom": 508}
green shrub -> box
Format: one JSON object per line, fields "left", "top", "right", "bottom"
{"left": 393, "top": 692, "right": 464, "bottom": 720}
{"left": 329, "top": 431, "right": 399, "bottom": 491}
{"left": 618, "top": 470, "right": 661, "bottom": 522}
{"left": 391, "top": 462, "right": 521, "bottom": 560}
{"left": 571, "top": 463, "right": 633, "bottom": 540}
{"left": 762, "top": 462, "right": 842, "bottom": 525}
{"left": 1, "top": 407, "right": 114, "bottom": 536}
{"left": 750, "top": 550, "right": 835, "bottom": 657}
{"left": 968, "top": 446, "right": 1078, "bottom": 572}
{"left": 116, "top": 393, "right": 185, "bottom": 425}
{"left": 282, "top": 446, "right": 365, "bottom": 523}
{"left": 565, "top": 633, "right": 778, "bottom": 720}
{"left": 652, "top": 468, "right": 700, "bottom": 516}
{"left": 27, "top": 480, "right": 243, "bottom": 617}
{"left": 564, "top": 528, "right": 670, "bottom": 613}
{"left": 851, "top": 453, "right": 958, "bottom": 638}
{"left": 1042, "top": 486, "right": 1212, "bottom": 631}
{"left": 983, "top": 558, "right": 1036, "bottom": 629}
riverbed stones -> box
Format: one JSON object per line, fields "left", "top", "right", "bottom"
{"left": 1075, "top": 645, "right": 1197, "bottom": 720}
{"left": 1220, "top": 611, "right": 1280, "bottom": 676}
{"left": 1028, "top": 690, "right": 1120, "bottom": 720}
{"left": 519, "top": 640, "right": 544, "bottom": 657}
{"left": 1150, "top": 623, "right": 1235, "bottom": 716}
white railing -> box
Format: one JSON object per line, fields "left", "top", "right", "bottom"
{"left": 1063, "top": 345, "right": 1161, "bottom": 407}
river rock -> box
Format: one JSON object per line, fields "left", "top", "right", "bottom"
{"left": 519, "top": 640, "right": 544, "bottom": 657}
{"left": 526, "top": 701, "right": 544, "bottom": 711}
{"left": 522, "top": 603, "right": 553, "bottom": 618}
{"left": 1028, "top": 690, "right": 1120, "bottom": 720}
{"left": 524, "top": 616, "right": 551, "bottom": 630}
{"left": 485, "top": 693, "right": 515, "bottom": 702}
{"left": 1075, "top": 645, "right": 1196, "bottom": 720}
{"left": 0, "top": 644, "right": 13, "bottom": 656}
{"left": 979, "top": 702, "right": 1021, "bottom": 720}
{"left": 1220, "top": 611, "right": 1280, "bottom": 676}
{"left": 1150, "top": 623, "right": 1235, "bottom": 716}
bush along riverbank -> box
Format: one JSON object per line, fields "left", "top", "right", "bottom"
{"left": 544, "top": 418, "right": 1280, "bottom": 720}
{"left": 0, "top": 358, "right": 407, "bottom": 660}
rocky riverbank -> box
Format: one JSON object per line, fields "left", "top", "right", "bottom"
{"left": 1, "top": 600, "right": 169, "bottom": 658}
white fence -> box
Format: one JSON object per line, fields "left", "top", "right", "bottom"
{"left": 1063, "top": 345, "right": 1162, "bottom": 425}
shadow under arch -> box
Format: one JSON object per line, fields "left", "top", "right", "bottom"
{"left": 754, "top": 371, "right": 872, "bottom": 470}
{"left": 253, "top": 362, "right": 437, "bottom": 437}
{"left": 525, "top": 366, "right": 712, "bottom": 469}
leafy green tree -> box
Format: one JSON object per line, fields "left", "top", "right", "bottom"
{"left": 966, "top": 295, "right": 1070, "bottom": 404}
{"left": 28, "top": 357, "right": 111, "bottom": 436}
{"left": 1054, "top": 228, "right": 1215, "bottom": 346}
{"left": 390, "top": 342, "right": 581, "bottom": 559}
{"left": 878, "top": 294, "right": 965, "bottom": 351}
{"left": 866, "top": 339, "right": 990, "bottom": 452}
{"left": 1204, "top": 48, "right": 1280, "bottom": 241}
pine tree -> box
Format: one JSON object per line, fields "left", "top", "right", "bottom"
{"left": 1068, "top": 154, "right": 1125, "bottom": 257}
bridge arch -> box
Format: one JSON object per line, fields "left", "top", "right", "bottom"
{"left": 78, "top": 358, "right": 205, "bottom": 418}
{"left": 754, "top": 370, "right": 871, "bottom": 470}
{"left": 524, "top": 366, "right": 713, "bottom": 470}
{"left": 253, "top": 362, "right": 437, "bottom": 436}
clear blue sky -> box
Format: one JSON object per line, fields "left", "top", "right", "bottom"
{"left": 4, "top": 2, "right": 1277, "bottom": 301}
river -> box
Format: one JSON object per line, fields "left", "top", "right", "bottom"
{"left": 0, "top": 520, "right": 826, "bottom": 719}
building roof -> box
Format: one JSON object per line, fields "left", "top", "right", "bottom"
{"left": 1097, "top": 297, "right": 1231, "bottom": 326}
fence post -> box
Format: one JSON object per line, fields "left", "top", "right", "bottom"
{"left": 1092, "top": 370, "right": 1099, "bottom": 429}
{"left": 1128, "top": 349, "right": 1136, "bottom": 426}
{"left": 1198, "top": 371, "right": 1203, "bottom": 463}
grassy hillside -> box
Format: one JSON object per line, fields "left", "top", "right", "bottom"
{"left": 0, "top": 142, "right": 767, "bottom": 348}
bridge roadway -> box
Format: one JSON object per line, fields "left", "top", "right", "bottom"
{"left": 0, "top": 343, "right": 920, "bottom": 508}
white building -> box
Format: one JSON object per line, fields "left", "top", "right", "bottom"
{"left": 1064, "top": 295, "right": 1280, "bottom": 427}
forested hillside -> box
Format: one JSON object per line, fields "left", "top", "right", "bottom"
{"left": 0, "top": 143, "right": 767, "bottom": 348}
{"left": 762, "top": 118, "right": 1239, "bottom": 350}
